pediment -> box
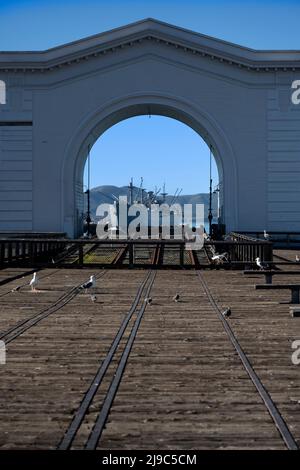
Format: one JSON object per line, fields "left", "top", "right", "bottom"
{"left": 0, "top": 18, "right": 300, "bottom": 72}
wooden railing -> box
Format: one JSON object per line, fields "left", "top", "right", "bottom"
{"left": 236, "top": 231, "right": 300, "bottom": 247}
{"left": 229, "top": 232, "right": 273, "bottom": 262}
{"left": 0, "top": 239, "right": 67, "bottom": 266}
{"left": 0, "top": 237, "right": 273, "bottom": 269}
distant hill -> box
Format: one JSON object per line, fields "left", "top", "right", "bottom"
{"left": 88, "top": 185, "right": 218, "bottom": 221}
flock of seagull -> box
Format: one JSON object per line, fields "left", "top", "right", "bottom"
{"left": 23, "top": 272, "right": 182, "bottom": 306}
{"left": 25, "top": 272, "right": 232, "bottom": 318}
{"left": 12, "top": 230, "right": 299, "bottom": 323}
{"left": 211, "top": 230, "right": 300, "bottom": 266}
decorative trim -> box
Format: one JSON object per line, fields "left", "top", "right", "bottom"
{"left": 1, "top": 34, "right": 300, "bottom": 73}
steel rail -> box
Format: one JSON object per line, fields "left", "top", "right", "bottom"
{"left": 0, "top": 268, "right": 38, "bottom": 288}
{"left": 85, "top": 270, "right": 156, "bottom": 450}
{"left": 58, "top": 270, "right": 154, "bottom": 450}
{"left": 111, "top": 245, "right": 128, "bottom": 265}
{"left": 0, "top": 268, "right": 61, "bottom": 299}
{"left": 0, "top": 271, "right": 107, "bottom": 344}
{"left": 196, "top": 270, "right": 299, "bottom": 451}
{"left": 272, "top": 252, "right": 297, "bottom": 263}
{"left": 0, "top": 242, "right": 95, "bottom": 296}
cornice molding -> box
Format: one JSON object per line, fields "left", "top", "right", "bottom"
{"left": 0, "top": 18, "right": 299, "bottom": 73}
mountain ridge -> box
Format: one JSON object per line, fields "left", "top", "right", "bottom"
{"left": 88, "top": 185, "right": 218, "bottom": 220}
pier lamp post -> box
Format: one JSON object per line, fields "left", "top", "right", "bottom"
{"left": 208, "top": 145, "right": 213, "bottom": 237}
{"left": 85, "top": 145, "right": 91, "bottom": 236}
{"left": 85, "top": 188, "right": 91, "bottom": 236}
{"left": 213, "top": 183, "right": 220, "bottom": 223}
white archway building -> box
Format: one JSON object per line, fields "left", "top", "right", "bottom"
{"left": 0, "top": 19, "right": 299, "bottom": 237}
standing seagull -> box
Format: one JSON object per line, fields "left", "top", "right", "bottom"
{"left": 296, "top": 255, "right": 300, "bottom": 263}
{"left": 30, "top": 272, "right": 38, "bottom": 292}
{"left": 263, "top": 230, "right": 270, "bottom": 240}
{"left": 144, "top": 297, "right": 152, "bottom": 305}
{"left": 80, "top": 275, "right": 96, "bottom": 293}
{"left": 172, "top": 293, "right": 180, "bottom": 302}
{"left": 255, "top": 257, "right": 270, "bottom": 270}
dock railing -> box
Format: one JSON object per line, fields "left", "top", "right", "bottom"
{"left": 0, "top": 236, "right": 273, "bottom": 269}
{"left": 229, "top": 232, "right": 273, "bottom": 262}
{"left": 236, "top": 231, "right": 300, "bottom": 248}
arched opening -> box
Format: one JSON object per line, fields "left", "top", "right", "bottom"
{"left": 62, "top": 95, "right": 238, "bottom": 237}
{"left": 79, "top": 115, "right": 221, "bottom": 238}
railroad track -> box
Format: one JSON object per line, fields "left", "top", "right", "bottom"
{"left": 0, "top": 243, "right": 99, "bottom": 298}
{"left": 111, "top": 245, "right": 128, "bottom": 265}
{"left": 0, "top": 245, "right": 98, "bottom": 299}
{"left": 1, "top": 263, "right": 298, "bottom": 448}
{"left": 73, "top": 243, "right": 130, "bottom": 266}
{"left": 273, "top": 252, "right": 299, "bottom": 263}
{"left": 196, "top": 270, "right": 299, "bottom": 450}
{"left": 0, "top": 270, "right": 107, "bottom": 344}
{"left": 59, "top": 262, "right": 289, "bottom": 452}
{"left": 58, "top": 269, "right": 156, "bottom": 450}
{"left": 60, "top": 242, "right": 100, "bottom": 265}
{"left": 0, "top": 268, "right": 60, "bottom": 299}
{"left": 0, "top": 268, "right": 38, "bottom": 288}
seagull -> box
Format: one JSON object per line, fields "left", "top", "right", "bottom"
{"left": 263, "top": 230, "right": 270, "bottom": 240}
{"left": 90, "top": 294, "right": 97, "bottom": 302}
{"left": 144, "top": 297, "right": 152, "bottom": 305}
{"left": 296, "top": 255, "right": 300, "bottom": 263}
{"left": 255, "top": 257, "right": 270, "bottom": 270}
{"left": 222, "top": 307, "right": 231, "bottom": 317}
{"left": 211, "top": 252, "right": 228, "bottom": 264}
{"left": 172, "top": 293, "right": 180, "bottom": 302}
{"left": 30, "top": 272, "right": 38, "bottom": 292}
{"left": 80, "top": 275, "right": 96, "bottom": 292}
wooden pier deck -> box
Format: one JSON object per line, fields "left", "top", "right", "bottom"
{"left": 0, "top": 260, "right": 299, "bottom": 450}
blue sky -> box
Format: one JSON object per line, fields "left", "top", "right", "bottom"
{"left": 1, "top": 0, "right": 299, "bottom": 194}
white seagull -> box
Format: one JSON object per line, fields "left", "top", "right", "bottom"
{"left": 80, "top": 275, "right": 96, "bottom": 292}
{"left": 211, "top": 252, "right": 228, "bottom": 264}
{"left": 263, "top": 230, "right": 270, "bottom": 240}
{"left": 144, "top": 297, "right": 152, "bottom": 305}
{"left": 172, "top": 293, "right": 180, "bottom": 302}
{"left": 30, "top": 272, "right": 38, "bottom": 292}
{"left": 255, "top": 257, "right": 270, "bottom": 271}
{"left": 296, "top": 255, "right": 300, "bottom": 263}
